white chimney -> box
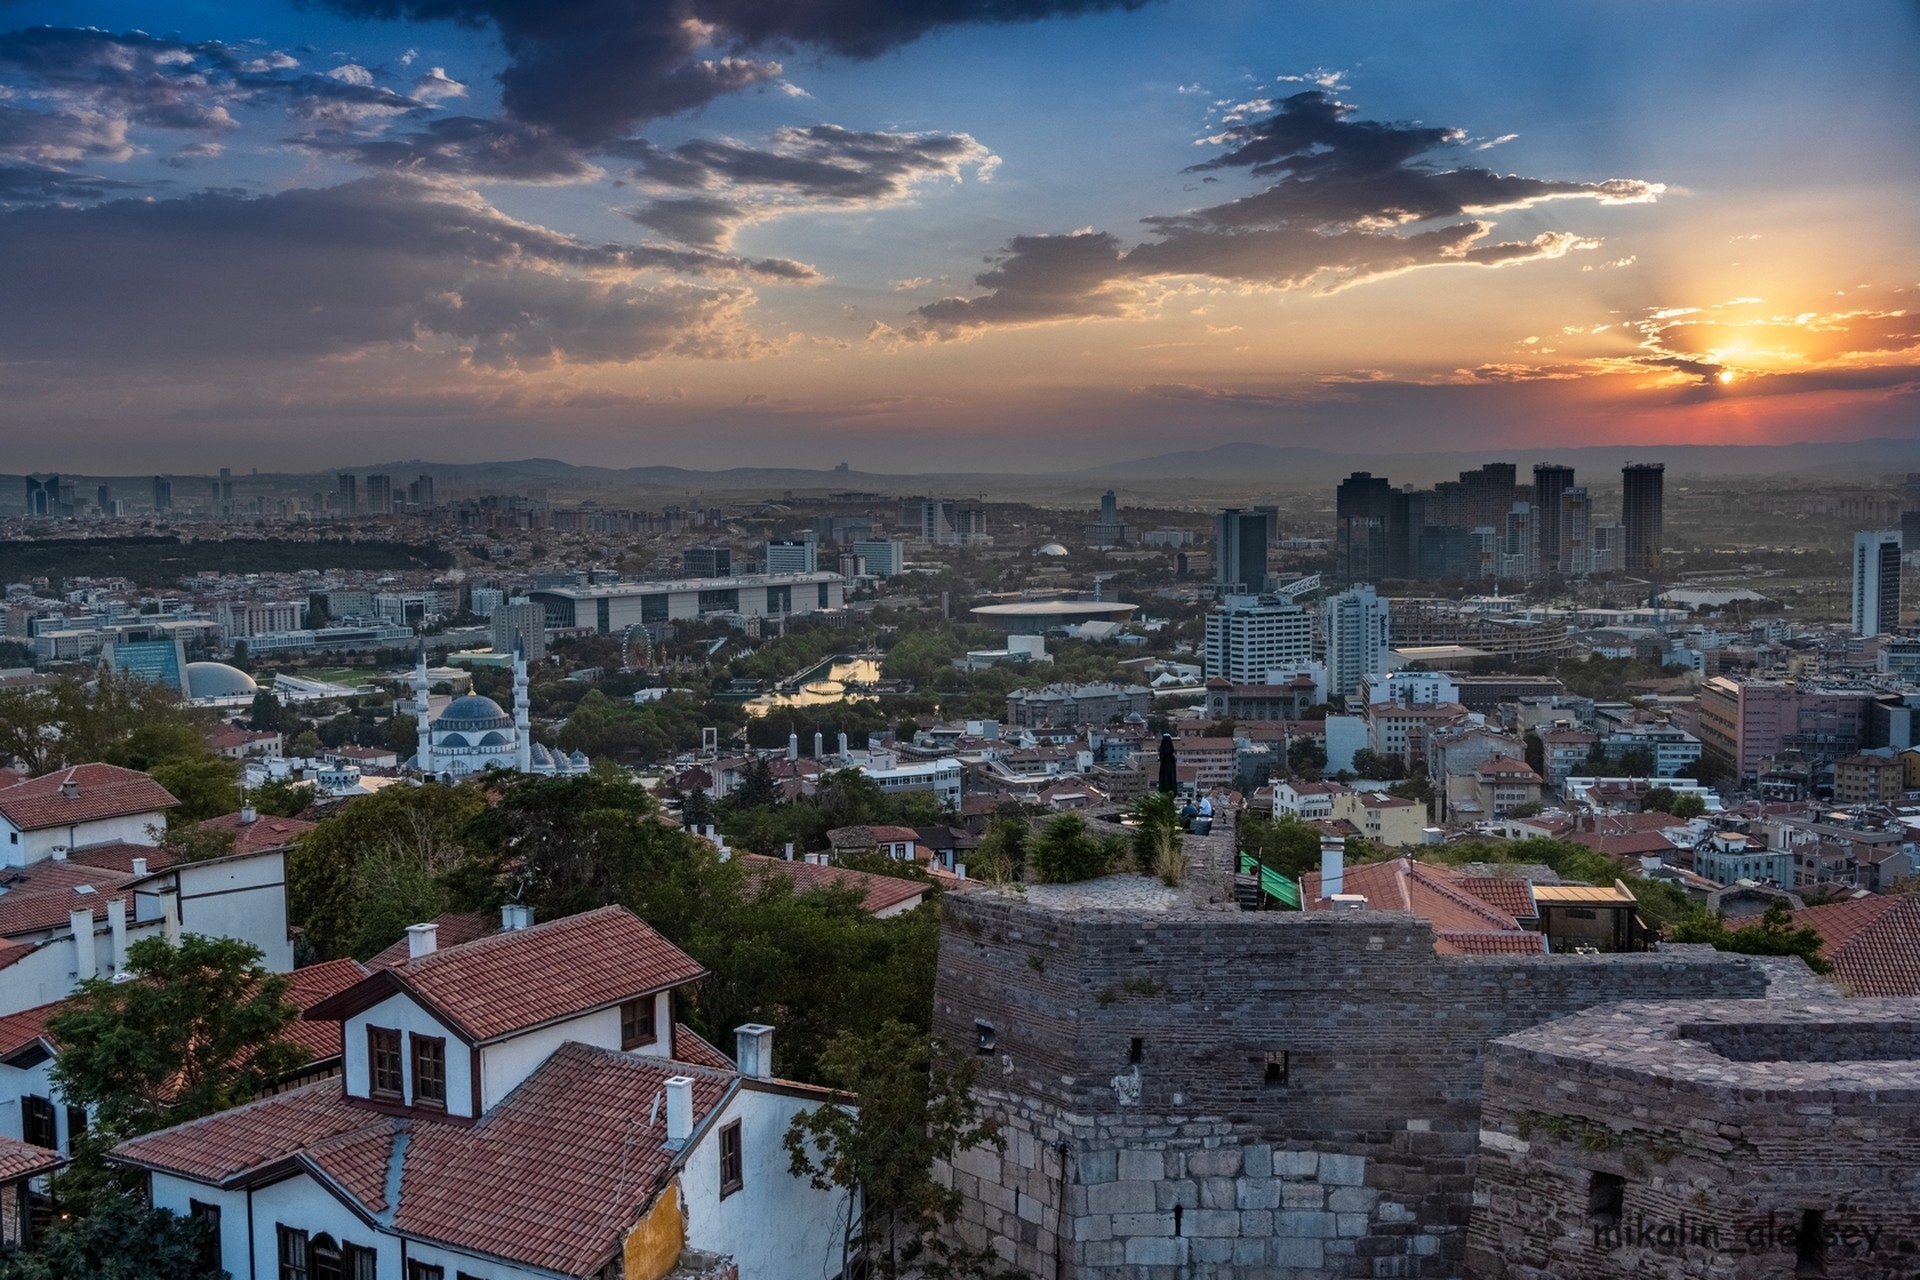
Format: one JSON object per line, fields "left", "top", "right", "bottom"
{"left": 735, "top": 1024, "right": 774, "bottom": 1079}
{"left": 1330, "top": 893, "right": 1369, "bottom": 911}
{"left": 161, "top": 889, "right": 181, "bottom": 945}
{"left": 1320, "top": 836, "right": 1345, "bottom": 899}
{"left": 50, "top": 846, "right": 66, "bottom": 862}
{"left": 59, "top": 780, "right": 78, "bottom": 800}
{"left": 664, "top": 1076, "right": 694, "bottom": 1148}
{"left": 71, "top": 909, "right": 96, "bottom": 980}
{"left": 783, "top": 842, "right": 794, "bottom": 861}
{"left": 130, "top": 856, "right": 148, "bottom": 877}
{"left": 406, "top": 922, "right": 438, "bottom": 959}
{"left": 955, "top": 862, "right": 968, "bottom": 880}
{"left": 501, "top": 903, "right": 533, "bottom": 931}
{"left": 240, "top": 803, "right": 257, "bottom": 825}
{"left": 108, "top": 897, "right": 128, "bottom": 972}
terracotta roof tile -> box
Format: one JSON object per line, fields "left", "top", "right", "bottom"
{"left": 1303, "top": 858, "right": 1537, "bottom": 955}
{"left": 112, "top": 1079, "right": 379, "bottom": 1185}
{"left": 742, "top": 853, "right": 927, "bottom": 915}
{"left": 0, "top": 1134, "right": 63, "bottom": 1183}
{"left": 195, "top": 812, "right": 318, "bottom": 856}
{"left": 0, "top": 862, "right": 135, "bottom": 938}
{"left": 1435, "top": 931, "right": 1548, "bottom": 956}
{"left": 62, "top": 842, "right": 178, "bottom": 874}
{"left": 282, "top": 958, "right": 371, "bottom": 1065}
{"left": 1455, "top": 876, "right": 1538, "bottom": 920}
{"left": 338, "top": 906, "right": 706, "bottom": 1044}
{"left": 0, "top": 764, "right": 178, "bottom": 832}
{"left": 366, "top": 911, "right": 495, "bottom": 970}
{"left": 671, "top": 1023, "right": 737, "bottom": 1071}
{"left": 0, "top": 939, "right": 36, "bottom": 972}
{"left": 0, "top": 1000, "right": 61, "bottom": 1059}
{"left": 305, "top": 1124, "right": 397, "bottom": 1213}
{"left": 1776, "top": 895, "right": 1920, "bottom": 998}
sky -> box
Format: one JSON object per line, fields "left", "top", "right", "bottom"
{"left": 2, "top": 0, "right": 1917, "bottom": 474}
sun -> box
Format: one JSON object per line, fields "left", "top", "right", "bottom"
{"left": 1716, "top": 369, "right": 1737, "bottom": 385}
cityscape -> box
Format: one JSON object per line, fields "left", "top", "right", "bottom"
{"left": 2, "top": 2, "right": 1919, "bottom": 1280}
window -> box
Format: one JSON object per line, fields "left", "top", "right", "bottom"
{"left": 189, "top": 1201, "right": 221, "bottom": 1273}
{"left": 974, "top": 1020, "right": 995, "bottom": 1055}
{"left": 412, "top": 1035, "right": 447, "bottom": 1108}
{"left": 406, "top": 1264, "right": 444, "bottom": 1280}
{"left": 1263, "top": 1051, "right": 1290, "bottom": 1088}
{"left": 277, "top": 1225, "right": 310, "bottom": 1280}
{"left": 621, "top": 995, "right": 658, "bottom": 1050}
{"left": 344, "top": 1245, "right": 377, "bottom": 1280}
{"left": 368, "top": 1027, "right": 403, "bottom": 1099}
{"left": 20, "top": 1095, "right": 56, "bottom": 1150}
{"left": 1588, "top": 1172, "right": 1624, "bottom": 1228}
{"left": 312, "top": 1233, "right": 343, "bottom": 1280}
{"left": 1128, "top": 1037, "right": 1144, "bottom": 1065}
{"left": 65, "top": 1105, "right": 87, "bottom": 1150}
{"left": 719, "top": 1120, "right": 743, "bottom": 1199}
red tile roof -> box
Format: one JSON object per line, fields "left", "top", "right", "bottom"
{"left": 0, "top": 763, "right": 178, "bottom": 832}
{"left": 366, "top": 911, "right": 495, "bottom": 970}
{"left": 1455, "top": 876, "right": 1539, "bottom": 920}
{"left": 195, "top": 811, "right": 318, "bottom": 856}
{"left": 116, "top": 1045, "right": 744, "bottom": 1277}
{"left": 741, "top": 853, "right": 928, "bottom": 915}
{"left": 282, "top": 958, "right": 371, "bottom": 1065}
{"left": 62, "top": 842, "right": 179, "bottom": 874}
{"left": 826, "top": 824, "right": 919, "bottom": 848}
{"left": 0, "top": 862, "right": 135, "bottom": 938}
{"left": 0, "top": 1134, "right": 63, "bottom": 1183}
{"left": 1303, "top": 858, "right": 1542, "bottom": 956}
{"left": 0, "top": 939, "right": 36, "bottom": 972}
{"left": 311, "top": 906, "right": 707, "bottom": 1045}
{"left": 1435, "top": 931, "right": 1548, "bottom": 956}
{"left": 1771, "top": 895, "right": 1920, "bottom": 998}
{"left": 0, "top": 1000, "right": 61, "bottom": 1059}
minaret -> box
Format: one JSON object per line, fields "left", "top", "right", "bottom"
{"left": 513, "top": 636, "right": 532, "bottom": 774}
{"left": 413, "top": 635, "right": 432, "bottom": 774}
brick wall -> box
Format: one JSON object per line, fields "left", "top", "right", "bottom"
{"left": 932, "top": 895, "right": 1771, "bottom": 1279}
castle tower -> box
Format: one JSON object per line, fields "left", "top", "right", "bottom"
{"left": 413, "top": 636, "right": 433, "bottom": 774}
{"left": 513, "top": 636, "right": 532, "bottom": 774}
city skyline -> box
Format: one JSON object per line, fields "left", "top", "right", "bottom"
{"left": 1, "top": 1, "right": 1916, "bottom": 473}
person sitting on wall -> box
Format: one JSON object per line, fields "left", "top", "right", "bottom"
{"left": 1194, "top": 794, "right": 1214, "bottom": 836}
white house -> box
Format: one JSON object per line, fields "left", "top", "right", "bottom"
{"left": 0, "top": 763, "right": 177, "bottom": 868}
{"left": 113, "top": 906, "right": 854, "bottom": 1280}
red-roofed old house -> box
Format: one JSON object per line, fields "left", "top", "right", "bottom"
{"left": 112, "top": 905, "right": 851, "bottom": 1280}
{"left": 0, "top": 764, "right": 178, "bottom": 868}
{"left": 1764, "top": 894, "right": 1920, "bottom": 997}
{"left": 741, "top": 852, "right": 930, "bottom": 918}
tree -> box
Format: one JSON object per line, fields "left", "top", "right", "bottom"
{"left": 49, "top": 935, "right": 306, "bottom": 1203}
{"left": 1616, "top": 746, "right": 1656, "bottom": 777}
{"left": 1028, "top": 813, "right": 1110, "bottom": 884}
{"left": 1238, "top": 812, "right": 1324, "bottom": 881}
{"left": 1129, "top": 792, "right": 1183, "bottom": 881}
{"left": 1523, "top": 730, "right": 1545, "bottom": 777}
{"left": 250, "top": 776, "right": 312, "bottom": 819}
{"left": 149, "top": 755, "right": 242, "bottom": 826}
{"left": 248, "top": 690, "right": 283, "bottom": 732}
{"left": 0, "top": 1194, "right": 225, "bottom": 1280}
{"left": 784, "top": 1021, "right": 1013, "bottom": 1280}
{"left": 1668, "top": 899, "right": 1830, "bottom": 973}
{"left": 230, "top": 640, "right": 250, "bottom": 672}
{"left": 970, "top": 816, "right": 1029, "bottom": 885}
{"left": 731, "top": 754, "right": 779, "bottom": 811}
{"left": 383, "top": 712, "right": 419, "bottom": 758}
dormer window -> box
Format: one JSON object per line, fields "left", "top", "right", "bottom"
{"left": 412, "top": 1035, "right": 447, "bottom": 1108}
{"left": 368, "top": 1028, "right": 403, "bottom": 1100}
{"left": 621, "top": 995, "right": 658, "bottom": 1050}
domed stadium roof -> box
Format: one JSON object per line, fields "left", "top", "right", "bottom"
{"left": 1037, "top": 542, "right": 1070, "bottom": 557}
{"left": 185, "top": 662, "right": 259, "bottom": 698}
{"left": 434, "top": 695, "right": 512, "bottom": 731}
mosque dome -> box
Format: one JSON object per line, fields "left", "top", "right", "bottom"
{"left": 185, "top": 662, "right": 259, "bottom": 698}
{"left": 434, "top": 695, "right": 512, "bottom": 731}
{"left": 477, "top": 730, "right": 510, "bottom": 747}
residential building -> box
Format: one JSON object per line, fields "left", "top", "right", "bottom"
{"left": 1004, "top": 682, "right": 1150, "bottom": 728}
{"left": 217, "top": 600, "right": 305, "bottom": 639}
{"left": 849, "top": 538, "right": 905, "bottom": 578}
{"left": 1621, "top": 462, "right": 1664, "bottom": 574}
{"left": 739, "top": 853, "right": 928, "bottom": 917}
{"left": 469, "top": 586, "right": 506, "bottom": 619}
{"left": 1531, "top": 465, "right": 1574, "bottom": 573}
{"left": 492, "top": 598, "right": 547, "bottom": 662}
{"left": 1334, "top": 471, "right": 1394, "bottom": 583}
{"left": 860, "top": 757, "right": 962, "bottom": 811}
{"left": 1600, "top": 723, "right": 1703, "bottom": 778}
{"left": 824, "top": 825, "right": 921, "bottom": 863}
{"left": 0, "top": 764, "right": 177, "bottom": 868}
{"left": 1170, "top": 736, "right": 1238, "bottom": 789}
{"left": 151, "top": 475, "right": 172, "bottom": 512}
{"left": 528, "top": 573, "right": 845, "bottom": 632}
{"left": 901, "top": 497, "right": 989, "bottom": 545}
{"left": 1215, "top": 508, "right": 1274, "bottom": 593}
{"left": 1560, "top": 486, "right": 1592, "bottom": 577}
{"left": 1447, "top": 756, "right": 1546, "bottom": 821}
{"left": 1833, "top": 753, "right": 1907, "bottom": 805}
{"left": 1770, "top": 895, "right": 1920, "bottom": 997}
{"left": 364, "top": 474, "right": 392, "bottom": 515}
{"left": 112, "top": 907, "right": 853, "bottom": 1280}
{"left": 1328, "top": 791, "right": 1428, "bottom": 846}
{"left": 1693, "top": 832, "right": 1793, "bottom": 887}
{"left": 1325, "top": 584, "right": 1390, "bottom": 698}
{"left": 335, "top": 473, "right": 357, "bottom": 516}
{"left": 1202, "top": 594, "right": 1313, "bottom": 682}
{"left": 1851, "top": 528, "right": 1903, "bottom": 636}
{"left": 1268, "top": 779, "right": 1350, "bottom": 822}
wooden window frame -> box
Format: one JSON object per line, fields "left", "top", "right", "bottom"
{"left": 411, "top": 1033, "right": 448, "bottom": 1109}
{"left": 367, "top": 1027, "right": 403, "bottom": 1100}
{"left": 719, "top": 1120, "right": 743, "bottom": 1199}
{"left": 621, "top": 994, "right": 658, "bottom": 1050}
{"left": 188, "top": 1200, "right": 221, "bottom": 1273}
{"left": 343, "top": 1244, "right": 377, "bottom": 1280}
{"left": 405, "top": 1263, "right": 445, "bottom": 1280}
{"left": 19, "top": 1095, "right": 56, "bottom": 1151}
{"left": 277, "top": 1224, "right": 310, "bottom": 1280}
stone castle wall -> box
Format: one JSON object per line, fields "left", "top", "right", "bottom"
{"left": 932, "top": 893, "right": 1772, "bottom": 1279}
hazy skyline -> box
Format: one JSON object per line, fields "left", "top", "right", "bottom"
{"left": 2, "top": 1, "right": 1916, "bottom": 473}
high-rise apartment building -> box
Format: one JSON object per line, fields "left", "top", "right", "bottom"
{"left": 1325, "top": 584, "right": 1391, "bottom": 698}
{"left": 1556, "top": 487, "right": 1591, "bottom": 577}
{"left": 337, "top": 473, "right": 358, "bottom": 516}
{"left": 1499, "top": 503, "right": 1538, "bottom": 581}
{"left": 365, "top": 474, "right": 393, "bottom": 515}
{"left": 1532, "top": 464, "right": 1575, "bottom": 573}
{"left": 682, "top": 546, "right": 732, "bottom": 577}
{"left": 901, "top": 497, "right": 989, "bottom": 545}
{"left": 1203, "top": 594, "right": 1314, "bottom": 682}
{"left": 1215, "top": 508, "right": 1275, "bottom": 593}
{"left": 152, "top": 475, "right": 173, "bottom": 512}
{"left": 765, "top": 537, "right": 819, "bottom": 575}
{"left": 408, "top": 474, "right": 435, "bottom": 507}
{"left": 850, "top": 539, "right": 905, "bottom": 578}
{"left": 1852, "top": 529, "right": 1903, "bottom": 637}
{"left": 1334, "top": 472, "right": 1394, "bottom": 583}
{"left": 1621, "top": 463, "right": 1665, "bottom": 575}
{"left": 493, "top": 599, "right": 547, "bottom": 663}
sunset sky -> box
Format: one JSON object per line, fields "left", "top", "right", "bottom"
{"left": 2, "top": 0, "right": 1916, "bottom": 473}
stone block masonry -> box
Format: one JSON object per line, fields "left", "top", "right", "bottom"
{"left": 1470, "top": 998, "right": 1920, "bottom": 1280}
{"left": 932, "top": 892, "right": 1770, "bottom": 1279}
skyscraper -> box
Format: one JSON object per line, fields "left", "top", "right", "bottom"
{"left": 1621, "top": 463, "right": 1665, "bottom": 575}
{"left": 1334, "top": 472, "right": 1394, "bottom": 583}
{"left": 408, "top": 474, "right": 436, "bottom": 507}
{"left": 365, "top": 474, "right": 393, "bottom": 515}
{"left": 1203, "top": 594, "right": 1314, "bottom": 682}
{"left": 1215, "top": 508, "right": 1275, "bottom": 594}
{"left": 1558, "top": 487, "right": 1591, "bottom": 577}
{"left": 1532, "top": 464, "right": 1575, "bottom": 573}
{"left": 24, "top": 476, "right": 53, "bottom": 518}
{"left": 337, "top": 473, "right": 358, "bottom": 516}
{"left": 152, "top": 475, "right": 173, "bottom": 512}
{"left": 1100, "top": 490, "right": 1118, "bottom": 524}
{"left": 1325, "top": 584, "right": 1390, "bottom": 698}
{"left": 1852, "top": 529, "right": 1903, "bottom": 637}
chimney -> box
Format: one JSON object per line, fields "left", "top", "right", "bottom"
{"left": 240, "top": 802, "right": 257, "bottom": 825}
{"left": 108, "top": 897, "right": 128, "bottom": 972}
{"left": 1319, "top": 836, "right": 1345, "bottom": 899}
{"left": 664, "top": 1076, "right": 695, "bottom": 1148}
{"left": 60, "top": 779, "right": 78, "bottom": 800}
{"left": 161, "top": 889, "right": 181, "bottom": 945}
{"left": 71, "top": 909, "right": 96, "bottom": 980}
{"left": 130, "top": 856, "right": 148, "bottom": 877}
{"left": 734, "top": 1024, "right": 774, "bottom": 1079}
{"left": 783, "top": 842, "right": 794, "bottom": 861}
{"left": 406, "top": 922, "right": 438, "bottom": 959}
{"left": 500, "top": 903, "right": 534, "bottom": 931}
{"left": 955, "top": 862, "right": 968, "bottom": 880}
{"left": 50, "top": 846, "right": 67, "bottom": 862}
{"left": 1330, "top": 893, "right": 1369, "bottom": 911}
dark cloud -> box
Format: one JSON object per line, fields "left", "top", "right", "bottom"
{"left": 294, "top": 116, "right": 604, "bottom": 183}
{"left": 315, "top": 0, "right": 1154, "bottom": 142}
{"left": 622, "top": 124, "right": 995, "bottom": 247}
{"left": 0, "top": 160, "right": 141, "bottom": 202}
{"left": 910, "top": 90, "right": 1658, "bottom": 336}
{"left": 0, "top": 177, "right": 777, "bottom": 369}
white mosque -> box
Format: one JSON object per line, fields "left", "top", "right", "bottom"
{"left": 408, "top": 639, "right": 589, "bottom": 779}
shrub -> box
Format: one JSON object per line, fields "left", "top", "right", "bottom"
{"left": 1029, "top": 813, "right": 1113, "bottom": 883}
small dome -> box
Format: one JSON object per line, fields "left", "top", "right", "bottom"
{"left": 438, "top": 732, "right": 470, "bottom": 749}
{"left": 477, "top": 730, "right": 509, "bottom": 747}
{"left": 1037, "top": 542, "right": 1070, "bottom": 557}
{"left": 185, "top": 662, "right": 259, "bottom": 698}
{"left": 434, "top": 695, "right": 512, "bottom": 731}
